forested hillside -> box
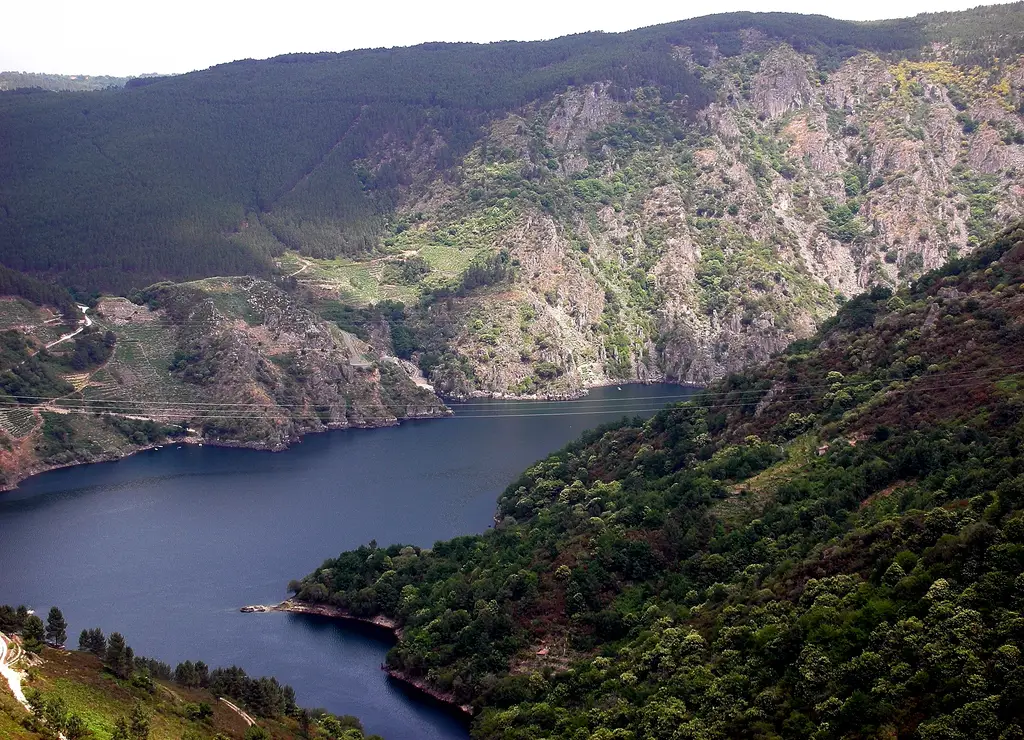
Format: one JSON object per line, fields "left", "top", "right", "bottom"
{"left": 291, "top": 221, "right": 1024, "bottom": 738}
{"left": 0, "top": 72, "right": 130, "bottom": 92}
{"left": 1, "top": 10, "right": 933, "bottom": 291}
{"left": 5, "top": 5, "right": 1023, "bottom": 394}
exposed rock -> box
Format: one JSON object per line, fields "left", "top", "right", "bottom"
{"left": 297, "top": 44, "right": 1024, "bottom": 397}
{"left": 752, "top": 46, "right": 814, "bottom": 120}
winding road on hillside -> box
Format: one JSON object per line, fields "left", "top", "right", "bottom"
{"left": 287, "top": 257, "right": 312, "bottom": 278}
{"left": 45, "top": 305, "right": 92, "bottom": 349}
{"left": 0, "top": 632, "right": 29, "bottom": 710}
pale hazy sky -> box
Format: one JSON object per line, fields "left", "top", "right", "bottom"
{"left": 2, "top": 0, "right": 1017, "bottom": 77}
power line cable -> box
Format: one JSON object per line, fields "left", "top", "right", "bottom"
{"left": 2, "top": 372, "right": 1012, "bottom": 423}
{"left": 1, "top": 361, "right": 1018, "bottom": 410}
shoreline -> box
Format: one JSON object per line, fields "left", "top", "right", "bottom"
{"left": 445, "top": 377, "right": 697, "bottom": 403}
{"left": 2, "top": 382, "right": 697, "bottom": 492}
{"left": 0, "top": 409, "right": 450, "bottom": 493}
{"left": 242, "top": 599, "right": 475, "bottom": 717}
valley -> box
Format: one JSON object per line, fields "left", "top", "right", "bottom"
{"left": 0, "top": 8, "right": 1022, "bottom": 476}
{"left": 2, "top": 5, "right": 1024, "bottom": 739}
{"left": 0, "top": 385, "right": 696, "bottom": 739}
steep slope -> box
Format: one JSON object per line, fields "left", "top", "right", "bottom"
{"left": 0, "top": 8, "right": 1018, "bottom": 293}
{"left": 0, "top": 274, "right": 446, "bottom": 489}
{"left": 314, "top": 7, "right": 1024, "bottom": 395}
{"left": 4, "top": 8, "right": 1024, "bottom": 394}
{"left": 0, "top": 620, "right": 380, "bottom": 740}
{"left": 291, "top": 221, "right": 1024, "bottom": 738}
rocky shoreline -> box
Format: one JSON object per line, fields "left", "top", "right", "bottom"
{"left": 241, "top": 599, "right": 475, "bottom": 717}
{"left": 0, "top": 409, "right": 450, "bottom": 493}
{"left": 2, "top": 380, "right": 694, "bottom": 492}
{"left": 446, "top": 377, "right": 688, "bottom": 402}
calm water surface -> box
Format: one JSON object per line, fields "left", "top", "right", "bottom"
{"left": 0, "top": 384, "right": 696, "bottom": 739}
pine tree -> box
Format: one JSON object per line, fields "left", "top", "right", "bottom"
{"left": 0, "top": 604, "right": 28, "bottom": 633}
{"left": 105, "top": 632, "right": 132, "bottom": 679}
{"left": 195, "top": 660, "right": 210, "bottom": 688}
{"left": 45, "top": 606, "right": 67, "bottom": 647}
{"left": 175, "top": 660, "right": 196, "bottom": 687}
{"left": 86, "top": 627, "right": 107, "bottom": 657}
{"left": 21, "top": 614, "right": 45, "bottom": 654}
{"left": 78, "top": 627, "right": 106, "bottom": 656}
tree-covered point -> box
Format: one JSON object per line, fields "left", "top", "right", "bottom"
{"left": 4, "top": 6, "right": 1020, "bottom": 293}
{"left": 291, "top": 222, "right": 1024, "bottom": 738}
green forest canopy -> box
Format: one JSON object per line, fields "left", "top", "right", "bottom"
{"left": 2, "top": 5, "right": 1021, "bottom": 293}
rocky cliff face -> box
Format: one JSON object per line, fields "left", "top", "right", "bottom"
{"left": 337, "top": 38, "right": 1024, "bottom": 395}
{"left": 0, "top": 278, "right": 448, "bottom": 488}
{"left": 121, "top": 278, "right": 448, "bottom": 445}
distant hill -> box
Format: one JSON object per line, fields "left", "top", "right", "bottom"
{"left": 0, "top": 72, "right": 129, "bottom": 92}
{"left": 2, "top": 4, "right": 1024, "bottom": 392}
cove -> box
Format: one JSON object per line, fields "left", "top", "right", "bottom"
{"left": 0, "top": 383, "right": 697, "bottom": 739}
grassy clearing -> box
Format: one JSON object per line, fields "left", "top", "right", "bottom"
{"left": 289, "top": 253, "right": 419, "bottom": 305}
{"left": 29, "top": 650, "right": 252, "bottom": 740}
{"left": 417, "top": 244, "right": 486, "bottom": 277}
{"left": 280, "top": 203, "right": 513, "bottom": 306}
{"left": 713, "top": 434, "right": 818, "bottom": 527}
{"left": 185, "top": 279, "right": 264, "bottom": 324}
{"left": 283, "top": 238, "right": 494, "bottom": 308}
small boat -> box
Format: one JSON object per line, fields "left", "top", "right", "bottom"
{"left": 617, "top": 386, "right": 622, "bottom": 390}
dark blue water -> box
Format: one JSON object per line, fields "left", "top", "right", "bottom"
{"left": 0, "top": 384, "right": 696, "bottom": 739}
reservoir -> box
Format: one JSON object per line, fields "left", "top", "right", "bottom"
{"left": 0, "top": 383, "right": 697, "bottom": 739}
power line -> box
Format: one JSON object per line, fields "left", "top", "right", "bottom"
{"left": 0, "top": 372, "right": 1012, "bottom": 423}
{"left": 1, "top": 361, "right": 1018, "bottom": 410}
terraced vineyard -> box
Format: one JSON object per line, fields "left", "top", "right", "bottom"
{"left": 62, "top": 373, "right": 90, "bottom": 391}
{"left": 0, "top": 298, "right": 67, "bottom": 345}
{"left": 0, "top": 407, "right": 37, "bottom": 439}
{"left": 0, "top": 298, "right": 46, "bottom": 329}
{"left": 77, "top": 315, "right": 202, "bottom": 421}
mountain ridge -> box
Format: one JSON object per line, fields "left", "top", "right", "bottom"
{"left": 2, "top": 3, "right": 1024, "bottom": 468}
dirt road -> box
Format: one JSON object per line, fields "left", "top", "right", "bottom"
{"left": 219, "top": 696, "right": 256, "bottom": 726}
{"left": 45, "top": 304, "right": 92, "bottom": 349}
